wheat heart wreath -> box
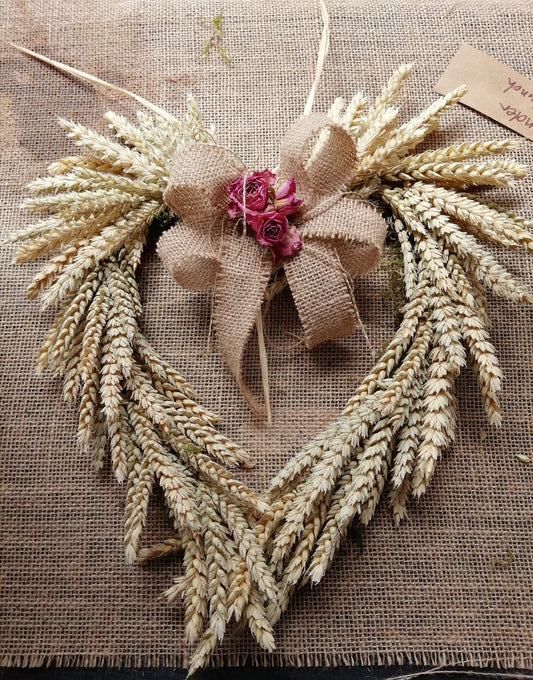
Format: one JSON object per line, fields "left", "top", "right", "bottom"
{"left": 6, "top": 6, "right": 533, "bottom": 672}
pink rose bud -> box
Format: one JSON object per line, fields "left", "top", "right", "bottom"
{"left": 273, "top": 226, "right": 303, "bottom": 261}
{"left": 227, "top": 169, "right": 276, "bottom": 221}
{"left": 254, "top": 211, "right": 302, "bottom": 264}
{"left": 273, "top": 178, "right": 304, "bottom": 216}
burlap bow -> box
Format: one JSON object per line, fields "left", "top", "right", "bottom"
{"left": 157, "top": 113, "right": 388, "bottom": 404}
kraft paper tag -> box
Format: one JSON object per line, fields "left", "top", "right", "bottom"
{"left": 435, "top": 44, "right": 533, "bottom": 141}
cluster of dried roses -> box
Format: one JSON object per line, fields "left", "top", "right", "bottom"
{"left": 226, "top": 170, "right": 303, "bottom": 262}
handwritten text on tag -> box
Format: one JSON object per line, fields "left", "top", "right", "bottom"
{"left": 435, "top": 44, "right": 533, "bottom": 142}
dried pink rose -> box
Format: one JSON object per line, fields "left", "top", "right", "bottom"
{"left": 227, "top": 169, "right": 276, "bottom": 221}
{"left": 254, "top": 211, "right": 302, "bottom": 264}
{"left": 273, "top": 178, "right": 304, "bottom": 216}
{"left": 226, "top": 170, "right": 303, "bottom": 263}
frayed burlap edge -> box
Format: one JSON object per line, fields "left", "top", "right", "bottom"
{"left": 3, "top": 649, "right": 533, "bottom": 670}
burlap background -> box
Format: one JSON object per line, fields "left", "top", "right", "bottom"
{"left": 1, "top": 0, "right": 533, "bottom": 670}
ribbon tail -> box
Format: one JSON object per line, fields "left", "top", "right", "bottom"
{"left": 213, "top": 227, "right": 273, "bottom": 415}
{"left": 284, "top": 240, "right": 357, "bottom": 349}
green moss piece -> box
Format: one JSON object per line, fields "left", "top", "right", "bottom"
{"left": 379, "top": 235, "right": 406, "bottom": 331}
{"left": 492, "top": 546, "right": 515, "bottom": 570}
{"left": 181, "top": 443, "right": 203, "bottom": 455}
{"left": 199, "top": 10, "right": 233, "bottom": 65}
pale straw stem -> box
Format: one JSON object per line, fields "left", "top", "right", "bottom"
{"left": 242, "top": 170, "right": 272, "bottom": 425}
{"left": 303, "top": 0, "right": 330, "bottom": 117}
{"left": 10, "top": 43, "right": 180, "bottom": 127}
{"left": 256, "top": 308, "right": 272, "bottom": 426}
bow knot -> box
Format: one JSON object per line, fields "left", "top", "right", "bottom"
{"left": 157, "top": 114, "right": 388, "bottom": 407}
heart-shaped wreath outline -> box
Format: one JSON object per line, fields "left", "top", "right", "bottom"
{"left": 6, "top": 59, "right": 533, "bottom": 673}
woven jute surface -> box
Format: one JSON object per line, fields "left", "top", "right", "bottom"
{"left": 1, "top": 0, "right": 533, "bottom": 669}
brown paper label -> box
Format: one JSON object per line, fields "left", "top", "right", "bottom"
{"left": 435, "top": 43, "right": 533, "bottom": 141}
